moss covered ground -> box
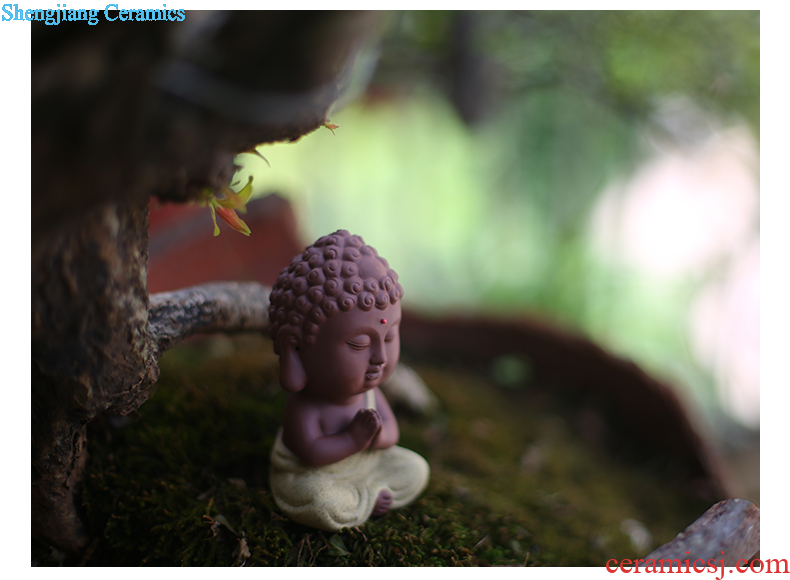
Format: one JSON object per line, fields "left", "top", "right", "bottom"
{"left": 32, "top": 334, "right": 711, "bottom": 566}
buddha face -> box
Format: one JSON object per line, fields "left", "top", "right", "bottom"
{"left": 296, "top": 301, "right": 402, "bottom": 402}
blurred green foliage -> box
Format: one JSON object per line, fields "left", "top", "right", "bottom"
{"left": 234, "top": 10, "right": 758, "bottom": 426}
{"left": 378, "top": 11, "right": 759, "bottom": 131}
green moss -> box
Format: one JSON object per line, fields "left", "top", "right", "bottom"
{"left": 32, "top": 334, "right": 710, "bottom": 566}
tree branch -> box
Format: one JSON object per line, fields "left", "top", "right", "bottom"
{"left": 642, "top": 499, "right": 759, "bottom": 566}
{"left": 149, "top": 282, "right": 271, "bottom": 358}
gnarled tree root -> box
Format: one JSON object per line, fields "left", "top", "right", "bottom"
{"left": 33, "top": 279, "right": 272, "bottom": 553}
{"left": 642, "top": 499, "right": 760, "bottom": 567}
{"left": 149, "top": 282, "right": 272, "bottom": 357}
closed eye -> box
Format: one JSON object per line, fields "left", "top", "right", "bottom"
{"left": 384, "top": 329, "right": 398, "bottom": 342}
{"left": 347, "top": 339, "right": 370, "bottom": 350}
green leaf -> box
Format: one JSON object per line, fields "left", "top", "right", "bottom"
{"left": 214, "top": 514, "right": 238, "bottom": 535}
{"left": 216, "top": 176, "right": 254, "bottom": 212}
{"left": 327, "top": 534, "right": 351, "bottom": 556}
{"left": 235, "top": 175, "right": 254, "bottom": 209}
{"left": 208, "top": 203, "right": 220, "bottom": 236}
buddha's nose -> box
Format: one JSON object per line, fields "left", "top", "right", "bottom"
{"left": 370, "top": 346, "right": 386, "bottom": 367}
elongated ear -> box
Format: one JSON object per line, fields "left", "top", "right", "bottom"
{"left": 279, "top": 333, "right": 306, "bottom": 393}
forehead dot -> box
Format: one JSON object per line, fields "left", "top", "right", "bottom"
{"left": 380, "top": 318, "right": 387, "bottom": 324}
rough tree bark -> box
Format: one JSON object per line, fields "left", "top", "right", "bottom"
{"left": 642, "top": 499, "right": 760, "bottom": 566}
{"left": 32, "top": 197, "right": 156, "bottom": 551}
{"left": 149, "top": 283, "right": 272, "bottom": 358}
{"left": 32, "top": 11, "right": 377, "bottom": 553}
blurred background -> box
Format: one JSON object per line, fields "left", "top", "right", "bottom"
{"left": 149, "top": 10, "right": 759, "bottom": 499}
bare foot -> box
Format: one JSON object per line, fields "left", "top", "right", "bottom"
{"left": 372, "top": 489, "right": 392, "bottom": 517}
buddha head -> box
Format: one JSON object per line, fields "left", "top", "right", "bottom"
{"left": 268, "top": 230, "right": 404, "bottom": 398}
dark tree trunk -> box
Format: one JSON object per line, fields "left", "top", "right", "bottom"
{"left": 31, "top": 10, "right": 377, "bottom": 553}
{"left": 32, "top": 197, "right": 157, "bottom": 551}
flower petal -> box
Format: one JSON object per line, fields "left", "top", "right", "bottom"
{"left": 215, "top": 205, "right": 251, "bottom": 236}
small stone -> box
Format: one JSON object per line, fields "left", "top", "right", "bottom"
{"left": 380, "top": 363, "right": 439, "bottom": 415}
{"left": 520, "top": 443, "right": 545, "bottom": 474}
{"left": 621, "top": 518, "right": 653, "bottom": 554}
{"left": 454, "top": 486, "right": 471, "bottom": 499}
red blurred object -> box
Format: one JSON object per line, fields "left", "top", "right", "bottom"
{"left": 147, "top": 194, "right": 304, "bottom": 293}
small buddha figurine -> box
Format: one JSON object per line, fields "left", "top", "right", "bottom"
{"left": 268, "top": 230, "right": 430, "bottom": 531}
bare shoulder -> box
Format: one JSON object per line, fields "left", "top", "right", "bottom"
{"left": 282, "top": 393, "right": 323, "bottom": 439}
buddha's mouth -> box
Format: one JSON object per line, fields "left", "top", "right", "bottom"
{"left": 365, "top": 367, "right": 384, "bottom": 381}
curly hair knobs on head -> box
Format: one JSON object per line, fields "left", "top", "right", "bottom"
{"left": 268, "top": 230, "right": 403, "bottom": 352}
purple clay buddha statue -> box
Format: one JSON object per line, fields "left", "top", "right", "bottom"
{"left": 268, "top": 230, "right": 430, "bottom": 531}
